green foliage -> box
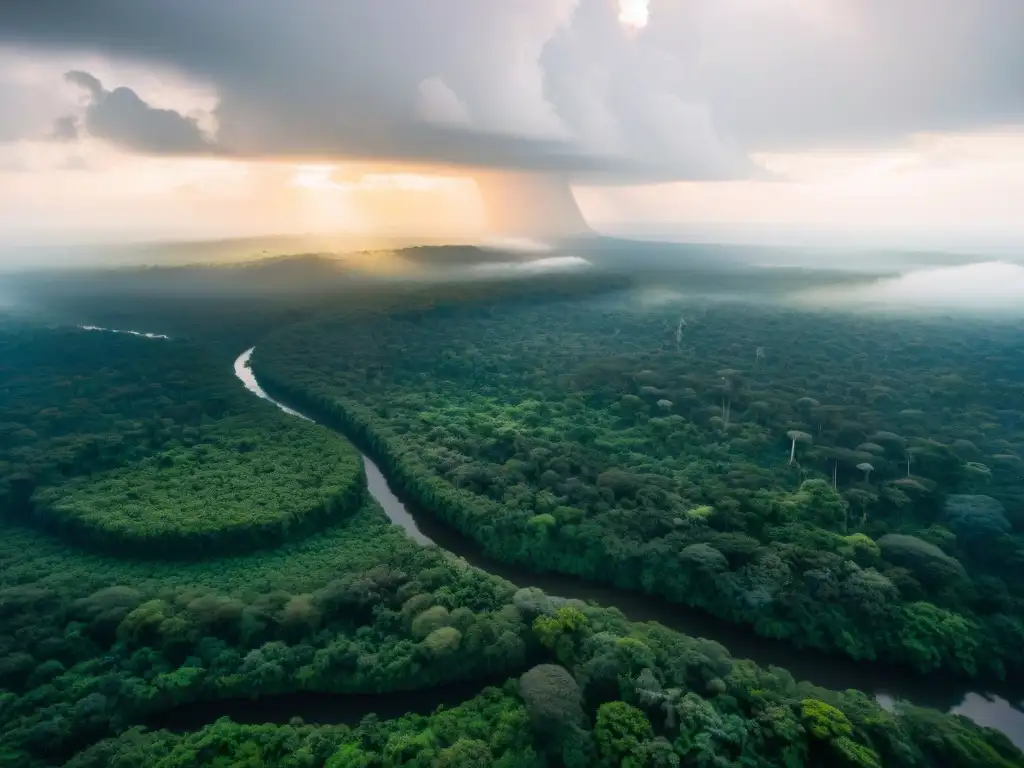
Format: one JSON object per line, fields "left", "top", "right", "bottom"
{"left": 33, "top": 419, "right": 362, "bottom": 551}
{"left": 411, "top": 606, "right": 453, "bottom": 638}
{"left": 3, "top": 296, "right": 1024, "bottom": 768}
{"left": 533, "top": 607, "right": 588, "bottom": 652}
{"left": 945, "top": 495, "right": 1011, "bottom": 545}
{"left": 518, "top": 664, "right": 583, "bottom": 736}
{"left": 1, "top": 507, "right": 1018, "bottom": 768}
{"left": 802, "top": 699, "right": 882, "bottom": 768}
{"left": 533, "top": 606, "right": 591, "bottom": 667}
{"left": 527, "top": 513, "right": 556, "bottom": 530}
{"left": 899, "top": 705, "right": 1024, "bottom": 768}
{"left": 423, "top": 627, "right": 463, "bottom": 656}
{"left": 781, "top": 480, "right": 850, "bottom": 531}
{"left": 877, "top": 534, "right": 966, "bottom": 575}
{"left": 594, "top": 701, "right": 653, "bottom": 766}
{"left": 680, "top": 543, "right": 728, "bottom": 570}
{"left": 840, "top": 533, "right": 881, "bottom": 565}
{"left": 898, "top": 602, "right": 981, "bottom": 674}
{"left": 253, "top": 299, "right": 1024, "bottom": 677}
{"left": 801, "top": 698, "right": 854, "bottom": 740}
{"left": 0, "top": 324, "right": 363, "bottom": 555}
{"left": 0, "top": 490, "right": 529, "bottom": 763}
{"left": 68, "top": 686, "right": 542, "bottom": 768}
{"left": 326, "top": 743, "right": 374, "bottom": 768}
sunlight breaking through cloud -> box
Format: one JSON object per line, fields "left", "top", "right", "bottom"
{"left": 618, "top": 0, "right": 650, "bottom": 30}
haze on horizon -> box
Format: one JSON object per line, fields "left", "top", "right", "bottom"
{"left": 1, "top": 1, "right": 1023, "bottom": 257}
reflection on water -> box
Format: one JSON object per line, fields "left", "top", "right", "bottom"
{"left": 237, "top": 347, "right": 434, "bottom": 545}
{"left": 364, "top": 457, "right": 433, "bottom": 545}
{"left": 953, "top": 694, "right": 1024, "bottom": 748}
{"left": 234, "top": 347, "right": 1024, "bottom": 747}
{"left": 78, "top": 324, "right": 170, "bottom": 339}
{"left": 235, "top": 348, "right": 310, "bottom": 421}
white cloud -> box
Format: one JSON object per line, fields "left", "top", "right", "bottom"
{"left": 470, "top": 255, "right": 592, "bottom": 275}
{"left": 797, "top": 262, "right": 1024, "bottom": 314}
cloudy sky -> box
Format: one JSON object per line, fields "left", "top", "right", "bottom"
{"left": 1, "top": 0, "right": 1022, "bottom": 250}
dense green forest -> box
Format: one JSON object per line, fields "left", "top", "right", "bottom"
{"left": 0, "top": 321, "right": 363, "bottom": 555}
{"left": 61, "top": 679, "right": 1024, "bottom": 768}
{"left": 253, "top": 297, "right": 1024, "bottom": 680}
{"left": 2, "top": 492, "right": 1020, "bottom": 767}
{"left": 2, "top": 285, "right": 1023, "bottom": 767}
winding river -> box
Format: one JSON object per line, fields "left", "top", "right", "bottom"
{"left": 233, "top": 347, "right": 1024, "bottom": 746}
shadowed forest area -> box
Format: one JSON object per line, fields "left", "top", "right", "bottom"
{"left": 1, "top": 257, "right": 1023, "bottom": 767}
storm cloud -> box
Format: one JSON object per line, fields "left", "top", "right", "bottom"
{"left": 64, "top": 70, "right": 215, "bottom": 154}
{"left": 1, "top": 1, "right": 1022, "bottom": 179}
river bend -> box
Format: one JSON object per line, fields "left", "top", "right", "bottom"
{"left": 233, "top": 346, "right": 1024, "bottom": 746}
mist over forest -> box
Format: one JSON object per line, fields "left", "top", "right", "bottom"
{"left": 2, "top": 236, "right": 1024, "bottom": 767}
{"left": 4, "top": 1, "right": 1024, "bottom": 764}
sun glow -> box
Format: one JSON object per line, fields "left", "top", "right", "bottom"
{"left": 618, "top": 0, "right": 650, "bottom": 30}
{"left": 290, "top": 165, "right": 457, "bottom": 193}
{"left": 284, "top": 163, "right": 487, "bottom": 238}
{"left": 291, "top": 165, "right": 340, "bottom": 190}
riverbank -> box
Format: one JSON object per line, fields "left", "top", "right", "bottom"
{"left": 236, "top": 346, "right": 1024, "bottom": 747}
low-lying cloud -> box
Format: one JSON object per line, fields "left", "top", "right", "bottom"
{"left": 469, "top": 255, "right": 592, "bottom": 277}
{"left": 797, "top": 262, "right": 1024, "bottom": 315}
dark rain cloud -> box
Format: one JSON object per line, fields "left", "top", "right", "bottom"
{"left": 0, "top": 0, "right": 1021, "bottom": 179}
{"left": 63, "top": 70, "right": 215, "bottom": 154}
